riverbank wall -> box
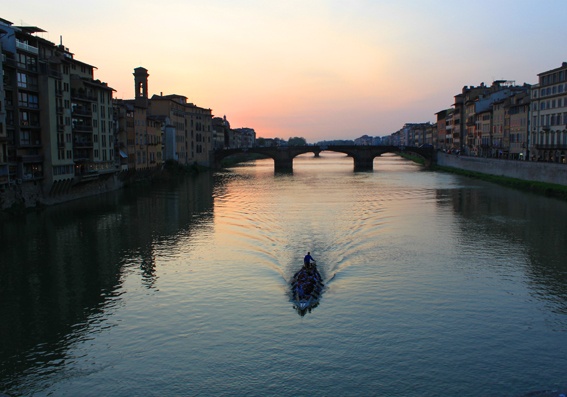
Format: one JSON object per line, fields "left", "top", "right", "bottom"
{"left": 0, "top": 166, "right": 178, "bottom": 213}
{"left": 436, "top": 152, "right": 567, "bottom": 187}
{"left": 0, "top": 173, "right": 124, "bottom": 212}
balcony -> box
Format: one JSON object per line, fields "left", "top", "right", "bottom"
{"left": 2, "top": 55, "right": 16, "bottom": 68}
{"left": 18, "top": 139, "right": 42, "bottom": 148}
{"left": 74, "top": 139, "right": 93, "bottom": 148}
{"left": 16, "top": 40, "right": 39, "bottom": 54}
{"left": 18, "top": 82, "right": 39, "bottom": 92}
{"left": 535, "top": 143, "right": 567, "bottom": 150}
{"left": 20, "top": 121, "right": 40, "bottom": 129}
{"left": 72, "top": 91, "right": 98, "bottom": 102}
{"left": 18, "top": 154, "right": 44, "bottom": 163}
{"left": 48, "top": 69, "right": 62, "bottom": 79}
{"left": 72, "top": 107, "right": 92, "bottom": 117}
{"left": 16, "top": 62, "right": 38, "bottom": 73}
{"left": 18, "top": 101, "right": 40, "bottom": 110}
{"left": 72, "top": 123, "right": 93, "bottom": 133}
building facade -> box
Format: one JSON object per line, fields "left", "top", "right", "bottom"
{"left": 1, "top": 17, "right": 116, "bottom": 195}
{"left": 530, "top": 62, "right": 567, "bottom": 163}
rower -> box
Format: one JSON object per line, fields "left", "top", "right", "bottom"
{"left": 304, "top": 252, "right": 315, "bottom": 268}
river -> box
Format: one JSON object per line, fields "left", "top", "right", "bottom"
{"left": 1, "top": 152, "right": 566, "bottom": 397}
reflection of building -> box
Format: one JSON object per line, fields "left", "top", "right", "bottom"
{"left": 530, "top": 62, "right": 567, "bottom": 163}
{"left": 0, "top": 17, "right": 115, "bottom": 193}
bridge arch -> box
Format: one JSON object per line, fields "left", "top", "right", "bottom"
{"left": 213, "top": 145, "right": 434, "bottom": 172}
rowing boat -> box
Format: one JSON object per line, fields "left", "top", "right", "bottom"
{"left": 291, "top": 263, "right": 324, "bottom": 313}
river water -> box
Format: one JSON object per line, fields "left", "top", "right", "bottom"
{"left": 1, "top": 153, "right": 567, "bottom": 397}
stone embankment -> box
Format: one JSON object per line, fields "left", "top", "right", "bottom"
{"left": 0, "top": 167, "right": 173, "bottom": 213}
{"left": 0, "top": 174, "right": 124, "bottom": 212}
{"left": 436, "top": 152, "right": 567, "bottom": 187}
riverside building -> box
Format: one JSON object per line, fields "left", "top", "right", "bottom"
{"left": 530, "top": 62, "right": 567, "bottom": 163}
{"left": 0, "top": 17, "right": 116, "bottom": 196}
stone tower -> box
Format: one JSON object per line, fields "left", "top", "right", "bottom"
{"left": 133, "top": 67, "right": 149, "bottom": 108}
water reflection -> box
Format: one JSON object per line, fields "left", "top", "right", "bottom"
{"left": 0, "top": 174, "right": 214, "bottom": 391}
{"left": 437, "top": 181, "right": 567, "bottom": 320}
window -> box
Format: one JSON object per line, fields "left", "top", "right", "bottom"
{"left": 17, "top": 72, "right": 27, "bottom": 88}
{"left": 19, "top": 130, "right": 31, "bottom": 145}
{"left": 17, "top": 53, "right": 37, "bottom": 71}
{"left": 18, "top": 92, "right": 39, "bottom": 108}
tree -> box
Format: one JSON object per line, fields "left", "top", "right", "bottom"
{"left": 288, "top": 137, "right": 307, "bottom": 146}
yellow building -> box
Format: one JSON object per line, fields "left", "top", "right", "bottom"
{"left": 149, "top": 93, "right": 213, "bottom": 167}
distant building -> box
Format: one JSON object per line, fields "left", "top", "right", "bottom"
{"left": 231, "top": 127, "right": 255, "bottom": 148}
{"left": 212, "top": 116, "right": 230, "bottom": 150}
{"left": 434, "top": 109, "right": 453, "bottom": 151}
{"left": 354, "top": 135, "right": 372, "bottom": 145}
{"left": 149, "top": 93, "right": 213, "bottom": 166}
{"left": 508, "top": 91, "right": 530, "bottom": 160}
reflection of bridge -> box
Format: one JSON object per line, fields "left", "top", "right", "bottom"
{"left": 213, "top": 145, "right": 435, "bottom": 172}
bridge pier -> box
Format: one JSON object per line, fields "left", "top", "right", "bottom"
{"left": 274, "top": 158, "right": 293, "bottom": 172}
{"left": 352, "top": 151, "right": 375, "bottom": 172}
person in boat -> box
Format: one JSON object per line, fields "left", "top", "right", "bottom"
{"left": 304, "top": 252, "right": 315, "bottom": 268}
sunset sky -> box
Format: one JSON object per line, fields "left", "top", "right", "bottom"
{"left": 5, "top": 1, "right": 567, "bottom": 142}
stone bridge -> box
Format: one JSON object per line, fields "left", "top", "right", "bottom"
{"left": 213, "top": 145, "right": 435, "bottom": 172}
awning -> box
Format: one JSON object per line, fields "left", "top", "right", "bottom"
{"left": 119, "top": 150, "right": 128, "bottom": 159}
